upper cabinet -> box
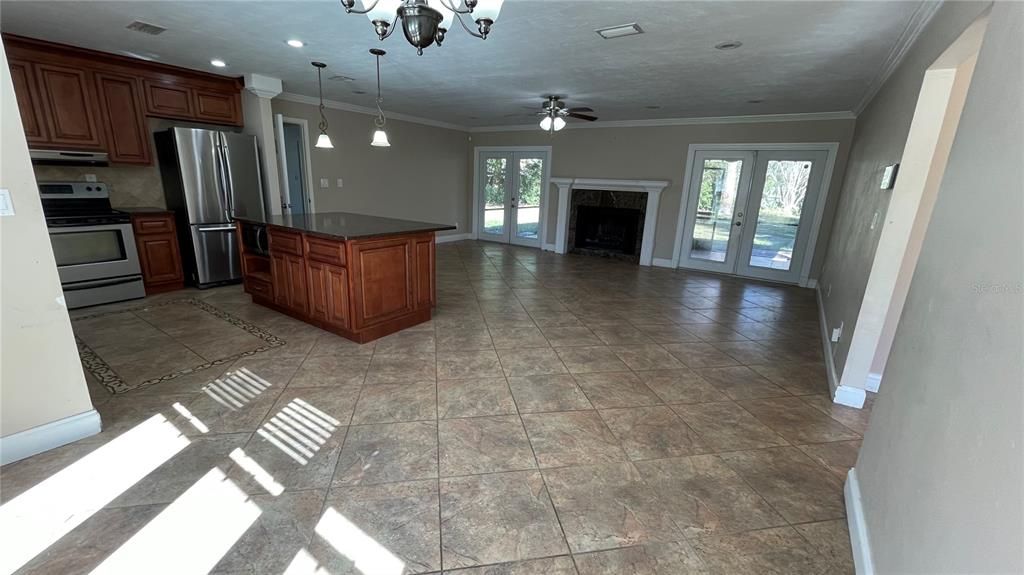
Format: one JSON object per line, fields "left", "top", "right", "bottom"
{"left": 3, "top": 34, "right": 244, "bottom": 164}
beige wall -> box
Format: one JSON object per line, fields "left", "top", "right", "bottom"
{"left": 853, "top": 2, "right": 1022, "bottom": 570}
{"left": 470, "top": 118, "right": 855, "bottom": 272}
{"left": 0, "top": 45, "right": 94, "bottom": 438}
{"left": 271, "top": 98, "right": 470, "bottom": 237}
{"left": 818, "top": 1, "right": 991, "bottom": 382}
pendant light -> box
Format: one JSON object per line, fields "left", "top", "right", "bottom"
{"left": 370, "top": 48, "right": 391, "bottom": 148}
{"left": 312, "top": 61, "right": 334, "bottom": 149}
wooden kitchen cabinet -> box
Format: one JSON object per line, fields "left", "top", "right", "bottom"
{"left": 131, "top": 212, "right": 184, "bottom": 294}
{"left": 271, "top": 253, "right": 309, "bottom": 315}
{"left": 34, "top": 62, "right": 105, "bottom": 149}
{"left": 95, "top": 72, "right": 151, "bottom": 164}
{"left": 8, "top": 59, "right": 48, "bottom": 144}
{"left": 3, "top": 34, "right": 244, "bottom": 164}
{"left": 307, "top": 260, "right": 350, "bottom": 329}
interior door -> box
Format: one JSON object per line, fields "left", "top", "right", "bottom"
{"left": 678, "top": 151, "right": 756, "bottom": 274}
{"left": 478, "top": 152, "right": 512, "bottom": 243}
{"left": 735, "top": 150, "right": 828, "bottom": 282}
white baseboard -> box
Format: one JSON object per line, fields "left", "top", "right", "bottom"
{"left": 542, "top": 243, "right": 557, "bottom": 252}
{"left": 802, "top": 277, "right": 819, "bottom": 289}
{"left": 651, "top": 258, "right": 676, "bottom": 268}
{"left": 816, "top": 286, "right": 841, "bottom": 398}
{"left": 865, "top": 372, "right": 882, "bottom": 392}
{"left": 0, "top": 409, "right": 101, "bottom": 465}
{"left": 436, "top": 233, "right": 472, "bottom": 244}
{"left": 845, "top": 468, "right": 875, "bottom": 575}
{"left": 834, "top": 385, "right": 867, "bottom": 408}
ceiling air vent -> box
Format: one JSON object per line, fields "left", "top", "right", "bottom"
{"left": 595, "top": 23, "right": 644, "bottom": 40}
{"left": 126, "top": 20, "right": 167, "bottom": 35}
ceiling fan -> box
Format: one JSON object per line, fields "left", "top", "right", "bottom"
{"left": 537, "top": 96, "right": 598, "bottom": 132}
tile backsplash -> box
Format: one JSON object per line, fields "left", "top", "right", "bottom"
{"left": 33, "top": 164, "right": 165, "bottom": 209}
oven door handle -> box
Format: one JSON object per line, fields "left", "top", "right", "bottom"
{"left": 62, "top": 276, "right": 142, "bottom": 291}
{"left": 197, "top": 224, "right": 237, "bottom": 233}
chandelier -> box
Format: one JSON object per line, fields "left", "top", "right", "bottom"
{"left": 339, "top": 0, "right": 504, "bottom": 55}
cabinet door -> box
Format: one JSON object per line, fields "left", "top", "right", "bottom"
{"left": 143, "top": 79, "right": 194, "bottom": 119}
{"left": 413, "top": 235, "right": 435, "bottom": 309}
{"left": 272, "top": 254, "right": 289, "bottom": 307}
{"left": 138, "top": 233, "right": 183, "bottom": 284}
{"left": 285, "top": 255, "right": 308, "bottom": 314}
{"left": 350, "top": 237, "right": 414, "bottom": 329}
{"left": 193, "top": 90, "right": 241, "bottom": 125}
{"left": 325, "top": 265, "right": 350, "bottom": 329}
{"left": 34, "top": 63, "right": 104, "bottom": 148}
{"left": 8, "top": 59, "right": 48, "bottom": 144}
{"left": 307, "top": 261, "right": 330, "bottom": 321}
{"left": 95, "top": 72, "right": 151, "bottom": 164}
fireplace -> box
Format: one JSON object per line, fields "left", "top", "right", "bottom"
{"left": 568, "top": 189, "right": 647, "bottom": 261}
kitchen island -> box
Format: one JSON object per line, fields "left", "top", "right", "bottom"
{"left": 234, "top": 212, "right": 455, "bottom": 343}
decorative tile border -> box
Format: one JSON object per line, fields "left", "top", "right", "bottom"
{"left": 74, "top": 298, "right": 285, "bottom": 395}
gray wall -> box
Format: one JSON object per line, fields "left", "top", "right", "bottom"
{"left": 854, "top": 2, "right": 1022, "bottom": 571}
{"left": 470, "top": 118, "right": 855, "bottom": 274}
{"left": 272, "top": 98, "right": 470, "bottom": 237}
{"left": 818, "top": 1, "right": 991, "bottom": 380}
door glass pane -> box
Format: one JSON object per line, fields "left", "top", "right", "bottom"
{"left": 515, "top": 158, "right": 542, "bottom": 239}
{"left": 749, "top": 160, "right": 812, "bottom": 270}
{"left": 690, "top": 159, "right": 743, "bottom": 262}
{"left": 483, "top": 157, "right": 507, "bottom": 235}
{"left": 50, "top": 230, "right": 127, "bottom": 266}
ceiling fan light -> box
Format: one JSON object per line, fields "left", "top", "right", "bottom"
{"left": 371, "top": 129, "right": 391, "bottom": 147}
{"left": 315, "top": 132, "right": 334, "bottom": 149}
{"left": 553, "top": 116, "right": 566, "bottom": 131}
{"left": 365, "top": 0, "right": 402, "bottom": 25}
{"left": 539, "top": 116, "right": 553, "bottom": 131}
{"left": 471, "top": 0, "right": 503, "bottom": 22}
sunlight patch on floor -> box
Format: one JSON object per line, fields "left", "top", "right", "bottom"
{"left": 90, "top": 467, "right": 261, "bottom": 574}
{"left": 229, "top": 448, "right": 284, "bottom": 496}
{"left": 314, "top": 507, "right": 405, "bottom": 575}
{"left": 202, "top": 367, "right": 273, "bottom": 411}
{"left": 0, "top": 414, "right": 190, "bottom": 575}
{"left": 256, "top": 398, "right": 340, "bottom": 465}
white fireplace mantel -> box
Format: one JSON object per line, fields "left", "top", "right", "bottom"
{"left": 550, "top": 178, "right": 670, "bottom": 266}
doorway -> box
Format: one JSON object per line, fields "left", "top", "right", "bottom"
{"left": 474, "top": 147, "right": 551, "bottom": 248}
{"left": 274, "top": 114, "right": 314, "bottom": 215}
{"left": 676, "top": 144, "right": 837, "bottom": 284}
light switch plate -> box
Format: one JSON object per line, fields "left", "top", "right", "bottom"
{"left": 320, "top": 178, "right": 329, "bottom": 189}
{"left": 336, "top": 178, "right": 344, "bottom": 188}
{"left": 0, "top": 188, "right": 14, "bottom": 216}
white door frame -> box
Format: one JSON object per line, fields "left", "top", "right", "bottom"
{"left": 472, "top": 146, "right": 552, "bottom": 247}
{"left": 671, "top": 142, "right": 840, "bottom": 286}
{"left": 274, "top": 114, "right": 317, "bottom": 215}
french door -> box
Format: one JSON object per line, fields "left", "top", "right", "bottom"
{"left": 679, "top": 148, "right": 830, "bottom": 283}
{"left": 477, "top": 149, "right": 549, "bottom": 247}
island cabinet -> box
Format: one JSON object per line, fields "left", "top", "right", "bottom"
{"left": 236, "top": 214, "right": 451, "bottom": 343}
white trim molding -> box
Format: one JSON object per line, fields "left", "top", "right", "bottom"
{"left": 845, "top": 468, "right": 875, "bottom": 575}
{"left": 0, "top": 409, "right": 101, "bottom": 465}
{"left": 550, "top": 178, "right": 669, "bottom": 267}
{"left": 471, "top": 111, "right": 856, "bottom": 133}
{"left": 652, "top": 257, "right": 676, "bottom": 268}
{"left": 277, "top": 92, "right": 467, "bottom": 132}
{"left": 817, "top": 286, "right": 867, "bottom": 409}
{"left": 865, "top": 372, "right": 882, "bottom": 393}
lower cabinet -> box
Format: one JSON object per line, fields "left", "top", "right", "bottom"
{"left": 271, "top": 253, "right": 308, "bottom": 314}
{"left": 307, "top": 261, "right": 350, "bottom": 329}
{"left": 131, "top": 212, "right": 183, "bottom": 294}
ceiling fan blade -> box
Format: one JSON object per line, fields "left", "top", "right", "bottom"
{"left": 568, "top": 112, "right": 598, "bottom": 122}
{"left": 567, "top": 107, "right": 594, "bottom": 113}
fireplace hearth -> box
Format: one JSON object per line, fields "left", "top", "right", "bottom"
{"left": 567, "top": 189, "right": 647, "bottom": 262}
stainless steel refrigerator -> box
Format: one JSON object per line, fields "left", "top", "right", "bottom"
{"left": 155, "top": 127, "right": 266, "bottom": 287}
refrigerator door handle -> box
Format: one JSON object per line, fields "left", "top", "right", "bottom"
{"left": 197, "top": 224, "right": 238, "bottom": 233}
{"left": 219, "top": 134, "right": 235, "bottom": 218}
{"left": 213, "top": 141, "right": 231, "bottom": 221}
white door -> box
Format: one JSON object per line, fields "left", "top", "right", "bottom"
{"left": 679, "top": 148, "right": 830, "bottom": 283}
{"left": 476, "top": 150, "right": 548, "bottom": 247}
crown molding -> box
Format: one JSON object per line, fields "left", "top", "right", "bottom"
{"left": 854, "top": 0, "right": 943, "bottom": 115}
{"left": 468, "top": 111, "right": 857, "bottom": 133}
{"left": 276, "top": 92, "right": 469, "bottom": 132}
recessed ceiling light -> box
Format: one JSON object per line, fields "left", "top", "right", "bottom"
{"left": 595, "top": 23, "right": 644, "bottom": 39}
{"left": 210, "top": 59, "right": 227, "bottom": 67}
{"left": 715, "top": 40, "right": 743, "bottom": 50}
{"left": 286, "top": 39, "right": 305, "bottom": 48}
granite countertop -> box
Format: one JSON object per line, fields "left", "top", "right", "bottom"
{"left": 233, "top": 212, "right": 456, "bottom": 241}
{"left": 117, "top": 206, "right": 172, "bottom": 214}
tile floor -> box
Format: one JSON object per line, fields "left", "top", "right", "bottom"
{"left": 1, "top": 241, "right": 874, "bottom": 575}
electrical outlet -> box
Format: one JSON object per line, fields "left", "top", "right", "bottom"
{"left": 319, "top": 178, "right": 329, "bottom": 189}
{"left": 870, "top": 211, "right": 880, "bottom": 230}
{"left": 84, "top": 174, "right": 97, "bottom": 183}
{"left": 831, "top": 322, "right": 844, "bottom": 343}
{"left": 336, "top": 178, "right": 344, "bottom": 188}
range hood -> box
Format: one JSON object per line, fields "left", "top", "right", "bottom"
{"left": 30, "top": 149, "right": 109, "bottom": 166}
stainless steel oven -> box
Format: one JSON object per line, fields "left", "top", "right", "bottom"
{"left": 40, "top": 182, "right": 146, "bottom": 309}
